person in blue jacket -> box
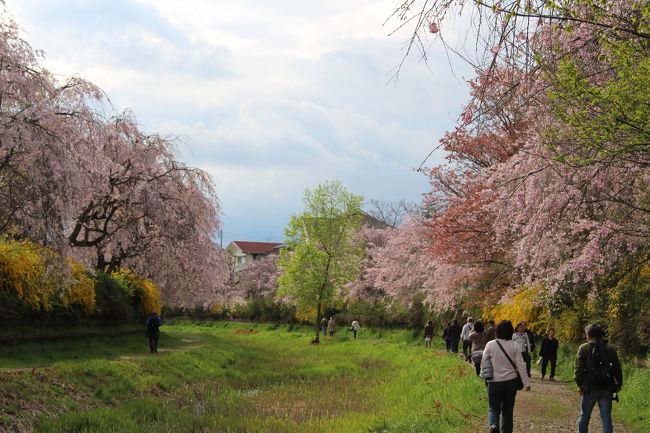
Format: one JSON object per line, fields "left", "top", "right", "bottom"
{"left": 146, "top": 312, "right": 163, "bottom": 353}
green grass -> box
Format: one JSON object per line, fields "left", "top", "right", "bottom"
{"left": 1, "top": 322, "right": 487, "bottom": 433}
{"left": 0, "top": 324, "right": 154, "bottom": 369}
{"left": 2, "top": 323, "right": 648, "bottom": 433}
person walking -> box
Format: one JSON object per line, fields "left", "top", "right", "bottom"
{"left": 327, "top": 317, "right": 336, "bottom": 339}
{"left": 145, "top": 311, "right": 163, "bottom": 354}
{"left": 539, "top": 328, "right": 559, "bottom": 380}
{"left": 351, "top": 318, "right": 360, "bottom": 339}
{"left": 513, "top": 322, "right": 532, "bottom": 377}
{"left": 321, "top": 316, "right": 328, "bottom": 337}
{"left": 480, "top": 320, "right": 531, "bottom": 433}
{"left": 442, "top": 321, "right": 451, "bottom": 351}
{"left": 447, "top": 318, "right": 462, "bottom": 353}
{"left": 468, "top": 320, "right": 487, "bottom": 376}
{"left": 461, "top": 317, "right": 475, "bottom": 362}
{"left": 575, "top": 324, "right": 623, "bottom": 433}
{"left": 521, "top": 320, "right": 536, "bottom": 364}
{"left": 424, "top": 320, "right": 434, "bottom": 348}
{"left": 486, "top": 320, "right": 496, "bottom": 341}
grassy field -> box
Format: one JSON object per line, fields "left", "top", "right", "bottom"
{"left": 1, "top": 322, "right": 487, "bottom": 433}
{"left": 1, "top": 323, "right": 647, "bottom": 433}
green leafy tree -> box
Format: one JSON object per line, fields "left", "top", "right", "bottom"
{"left": 278, "top": 181, "right": 364, "bottom": 343}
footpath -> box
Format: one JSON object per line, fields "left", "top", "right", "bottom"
{"left": 471, "top": 372, "right": 633, "bottom": 433}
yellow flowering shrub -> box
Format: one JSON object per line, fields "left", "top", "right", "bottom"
{"left": 60, "top": 258, "right": 96, "bottom": 314}
{"left": 484, "top": 285, "right": 546, "bottom": 334}
{"left": 113, "top": 269, "right": 162, "bottom": 316}
{"left": 138, "top": 278, "right": 162, "bottom": 316}
{"left": 294, "top": 305, "right": 316, "bottom": 323}
{"left": 0, "top": 237, "right": 53, "bottom": 310}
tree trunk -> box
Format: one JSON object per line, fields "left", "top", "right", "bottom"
{"left": 314, "top": 301, "right": 322, "bottom": 344}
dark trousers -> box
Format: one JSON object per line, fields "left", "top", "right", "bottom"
{"left": 473, "top": 359, "right": 481, "bottom": 376}
{"left": 148, "top": 330, "right": 159, "bottom": 353}
{"left": 487, "top": 378, "right": 519, "bottom": 433}
{"left": 522, "top": 352, "right": 531, "bottom": 377}
{"left": 353, "top": 330, "right": 357, "bottom": 339}
{"left": 541, "top": 357, "right": 556, "bottom": 378}
{"left": 450, "top": 338, "right": 460, "bottom": 353}
{"left": 445, "top": 338, "right": 451, "bottom": 352}
{"left": 462, "top": 340, "right": 472, "bottom": 360}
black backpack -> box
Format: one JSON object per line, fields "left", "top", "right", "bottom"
{"left": 147, "top": 315, "right": 160, "bottom": 331}
{"left": 587, "top": 341, "right": 615, "bottom": 389}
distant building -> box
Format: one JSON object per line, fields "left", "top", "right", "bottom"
{"left": 225, "top": 212, "right": 384, "bottom": 276}
{"left": 226, "top": 241, "right": 283, "bottom": 274}
{"left": 359, "top": 211, "right": 390, "bottom": 229}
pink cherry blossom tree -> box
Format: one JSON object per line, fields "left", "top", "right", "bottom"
{"left": 233, "top": 254, "right": 280, "bottom": 300}
{"left": 0, "top": 11, "right": 228, "bottom": 307}
{"left": 387, "top": 0, "right": 649, "bottom": 310}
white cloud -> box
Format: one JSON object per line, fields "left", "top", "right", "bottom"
{"left": 6, "top": 0, "right": 472, "bottom": 244}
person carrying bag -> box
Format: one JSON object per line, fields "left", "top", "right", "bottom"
{"left": 480, "top": 320, "right": 531, "bottom": 433}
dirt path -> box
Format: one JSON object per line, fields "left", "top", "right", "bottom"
{"left": 472, "top": 373, "right": 633, "bottom": 433}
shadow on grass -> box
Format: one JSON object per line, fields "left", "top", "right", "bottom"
{"left": 0, "top": 329, "right": 196, "bottom": 370}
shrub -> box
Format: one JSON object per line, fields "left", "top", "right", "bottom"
{"left": 59, "top": 258, "right": 96, "bottom": 314}
{"left": 93, "top": 271, "right": 137, "bottom": 322}
{"left": 112, "top": 269, "right": 162, "bottom": 317}
{"left": 484, "top": 285, "right": 546, "bottom": 334}
{"left": 0, "top": 237, "right": 53, "bottom": 311}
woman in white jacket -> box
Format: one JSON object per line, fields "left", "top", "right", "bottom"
{"left": 512, "top": 322, "right": 532, "bottom": 377}
{"left": 480, "top": 320, "right": 531, "bottom": 433}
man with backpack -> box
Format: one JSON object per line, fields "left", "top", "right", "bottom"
{"left": 146, "top": 311, "right": 163, "bottom": 354}
{"left": 574, "top": 324, "right": 623, "bottom": 433}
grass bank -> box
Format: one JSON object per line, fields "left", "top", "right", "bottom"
{"left": 1, "top": 322, "right": 485, "bottom": 433}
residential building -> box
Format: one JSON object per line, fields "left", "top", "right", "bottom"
{"left": 226, "top": 241, "right": 283, "bottom": 274}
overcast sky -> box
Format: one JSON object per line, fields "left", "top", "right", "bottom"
{"left": 7, "top": 0, "right": 472, "bottom": 245}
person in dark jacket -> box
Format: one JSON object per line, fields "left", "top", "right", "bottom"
{"left": 485, "top": 320, "right": 496, "bottom": 342}
{"left": 539, "top": 328, "right": 559, "bottom": 380}
{"left": 442, "top": 321, "right": 452, "bottom": 351}
{"left": 575, "top": 324, "right": 623, "bottom": 433}
{"left": 446, "top": 319, "right": 462, "bottom": 353}
{"left": 146, "top": 312, "right": 163, "bottom": 353}
{"left": 521, "top": 320, "right": 536, "bottom": 353}
{"left": 424, "top": 320, "right": 434, "bottom": 348}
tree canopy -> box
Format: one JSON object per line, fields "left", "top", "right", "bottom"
{"left": 278, "top": 181, "right": 364, "bottom": 343}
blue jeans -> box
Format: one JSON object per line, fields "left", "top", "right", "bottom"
{"left": 578, "top": 389, "right": 613, "bottom": 433}
{"left": 322, "top": 326, "right": 327, "bottom": 336}
{"left": 487, "top": 378, "right": 519, "bottom": 433}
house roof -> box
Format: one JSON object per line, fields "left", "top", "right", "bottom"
{"left": 231, "top": 241, "right": 283, "bottom": 254}
{"left": 359, "top": 211, "right": 390, "bottom": 228}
